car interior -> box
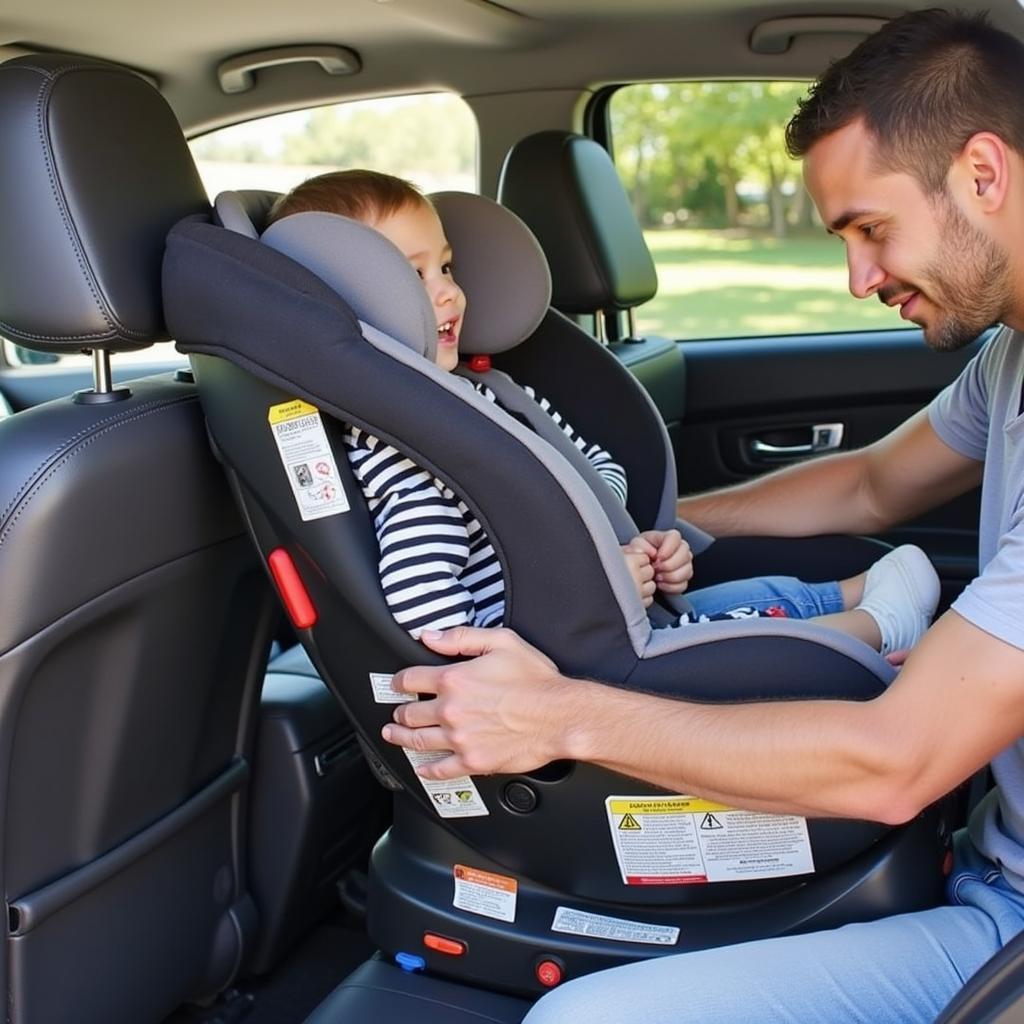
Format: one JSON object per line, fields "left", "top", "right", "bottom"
{"left": 0, "top": 2, "right": 1020, "bottom": 1022}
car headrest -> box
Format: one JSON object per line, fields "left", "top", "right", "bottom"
{"left": 497, "top": 130, "right": 658, "bottom": 315}
{"left": 219, "top": 189, "right": 552, "bottom": 361}
{"left": 261, "top": 211, "right": 439, "bottom": 362}
{"left": 0, "top": 54, "right": 210, "bottom": 353}
{"left": 429, "top": 191, "right": 550, "bottom": 356}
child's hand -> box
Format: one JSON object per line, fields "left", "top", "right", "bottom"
{"left": 639, "top": 529, "right": 694, "bottom": 595}
{"left": 621, "top": 540, "right": 657, "bottom": 608}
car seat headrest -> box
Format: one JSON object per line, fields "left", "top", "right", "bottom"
{"left": 497, "top": 130, "right": 658, "bottom": 315}
{"left": 214, "top": 190, "right": 278, "bottom": 240}
{"left": 429, "top": 191, "right": 551, "bottom": 356}
{"left": 0, "top": 54, "right": 209, "bottom": 353}
{"left": 218, "top": 189, "right": 552, "bottom": 362}
{"left": 260, "top": 212, "right": 439, "bottom": 362}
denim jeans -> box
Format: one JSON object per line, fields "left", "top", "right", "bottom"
{"left": 522, "top": 832, "right": 1024, "bottom": 1023}
{"left": 685, "top": 575, "right": 845, "bottom": 621}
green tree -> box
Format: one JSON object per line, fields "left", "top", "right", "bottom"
{"left": 612, "top": 81, "right": 808, "bottom": 234}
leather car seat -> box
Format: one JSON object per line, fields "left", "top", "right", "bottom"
{"left": 0, "top": 54, "right": 278, "bottom": 1023}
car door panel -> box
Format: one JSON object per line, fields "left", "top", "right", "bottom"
{"left": 619, "top": 328, "right": 984, "bottom": 605}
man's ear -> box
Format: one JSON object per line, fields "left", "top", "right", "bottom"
{"left": 953, "top": 132, "right": 1009, "bottom": 211}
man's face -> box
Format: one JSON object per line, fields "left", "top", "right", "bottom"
{"left": 804, "top": 118, "right": 1010, "bottom": 352}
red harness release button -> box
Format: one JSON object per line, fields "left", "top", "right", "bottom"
{"left": 467, "top": 354, "right": 492, "bottom": 372}
{"left": 423, "top": 933, "right": 466, "bottom": 956}
{"left": 267, "top": 548, "right": 318, "bottom": 629}
{"left": 535, "top": 959, "right": 563, "bottom": 988}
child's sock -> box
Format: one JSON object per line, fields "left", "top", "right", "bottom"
{"left": 856, "top": 545, "right": 941, "bottom": 655}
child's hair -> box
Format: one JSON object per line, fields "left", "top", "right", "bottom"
{"left": 266, "top": 169, "right": 428, "bottom": 227}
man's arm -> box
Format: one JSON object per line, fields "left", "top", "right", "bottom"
{"left": 676, "top": 409, "right": 983, "bottom": 538}
{"left": 383, "top": 615, "right": 1024, "bottom": 823}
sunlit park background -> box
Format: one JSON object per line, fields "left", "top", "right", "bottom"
{"left": 190, "top": 84, "right": 904, "bottom": 343}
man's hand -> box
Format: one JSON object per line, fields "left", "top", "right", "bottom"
{"left": 382, "top": 627, "right": 578, "bottom": 780}
{"left": 621, "top": 539, "right": 657, "bottom": 607}
{"left": 638, "top": 529, "right": 693, "bottom": 594}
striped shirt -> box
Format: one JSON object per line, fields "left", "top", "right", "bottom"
{"left": 344, "top": 381, "right": 627, "bottom": 637}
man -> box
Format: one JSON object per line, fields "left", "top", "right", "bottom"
{"left": 382, "top": 10, "right": 1024, "bottom": 1020}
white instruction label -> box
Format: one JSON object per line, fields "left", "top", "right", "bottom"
{"left": 369, "top": 672, "right": 415, "bottom": 704}
{"left": 268, "top": 399, "right": 350, "bottom": 522}
{"left": 606, "top": 795, "right": 814, "bottom": 885}
{"left": 453, "top": 865, "right": 517, "bottom": 922}
{"left": 404, "top": 749, "right": 489, "bottom": 818}
{"left": 551, "top": 906, "right": 679, "bottom": 946}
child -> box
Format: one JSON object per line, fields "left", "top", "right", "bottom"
{"left": 266, "top": 170, "right": 940, "bottom": 655}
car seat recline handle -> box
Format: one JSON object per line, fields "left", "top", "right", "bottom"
{"left": 217, "top": 46, "right": 361, "bottom": 95}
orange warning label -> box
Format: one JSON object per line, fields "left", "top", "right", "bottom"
{"left": 452, "top": 865, "right": 518, "bottom": 922}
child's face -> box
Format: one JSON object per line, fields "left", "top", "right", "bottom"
{"left": 373, "top": 201, "right": 466, "bottom": 372}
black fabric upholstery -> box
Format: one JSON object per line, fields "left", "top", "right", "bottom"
{"left": 493, "top": 309, "right": 675, "bottom": 530}
{"left": 166, "top": 218, "right": 642, "bottom": 684}
{"left": 497, "top": 130, "right": 658, "bottom": 314}
{"left": 0, "top": 55, "right": 209, "bottom": 352}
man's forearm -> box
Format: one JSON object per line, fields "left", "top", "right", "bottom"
{"left": 552, "top": 675, "right": 908, "bottom": 821}
{"left": 676, "top": 449, "right": 884, "bottom": 538}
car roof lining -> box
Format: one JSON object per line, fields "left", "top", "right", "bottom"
{"left": 2, "top": 0, "right": 1022, "bottom": 134}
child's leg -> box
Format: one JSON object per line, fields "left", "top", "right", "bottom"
{"left": 685, "top": 576, "right": 845, "bottom": 621}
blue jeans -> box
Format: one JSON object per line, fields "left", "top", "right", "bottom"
{"left": 685, "top": 575, "right": 845, "bottom": 621}
{"left": 522, "top": 832, "right": 1024, "bottom": 1023}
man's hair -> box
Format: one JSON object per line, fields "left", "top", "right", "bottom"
{"left": 786, "top": 9, "right": 1024, "bottom": 192}
{"left": 266, "top": 169, "right": 427, "bottom": 226}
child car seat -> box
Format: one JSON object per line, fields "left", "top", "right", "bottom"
{"left": 163, "top": 192, "right": 950, "bottom": 997}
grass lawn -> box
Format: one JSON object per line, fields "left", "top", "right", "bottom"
{"left": 638, "top": 228, "right": 907, "bottom": 340}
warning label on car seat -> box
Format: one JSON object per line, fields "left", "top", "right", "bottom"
{"left": 551, "top": 906, "right": 679, "bottom": 946}
{"left": 404, "top": 749, "right": 489, "bottom": 818}
{"left": 453, "top": 865, "right": 517, "bottom": 922}
{"left": 605, "top": 795, "right": 814, "bottom": 885}
{"left": 268, "top": 399, "right": 350, "bottom": 522}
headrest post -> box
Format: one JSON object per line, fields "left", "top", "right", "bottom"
{"left": 93, "top": 348, "right": 113, "bottom": 393}
{"left": 73, "top": 349, "right": 131, "bottom": 406}
{"left": 625, "top": 307, "right": 644, "bottom": 344}
{"left": 594, "top": 310, "right": 607, "bottom": 345}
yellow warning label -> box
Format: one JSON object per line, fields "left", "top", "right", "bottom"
{"left": 268, "top": 399, "right": 319, "bottom": 425}
{"left": 608, "top": 797, "right": 732, "bottom": 816}
{"left": 618, "top": 813, "right": 642, "bottom": 831}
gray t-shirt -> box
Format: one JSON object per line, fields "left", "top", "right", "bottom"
{"left": 928, "top": 326, "right": 1024, "bottom": 890}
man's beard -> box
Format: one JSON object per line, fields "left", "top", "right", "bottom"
{"left": 884, "top": 195, "right": 1010, "bottom": 352}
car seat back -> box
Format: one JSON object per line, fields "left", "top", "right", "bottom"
{"left": 0, "top": 55, "right": 276, "bottom": 1023}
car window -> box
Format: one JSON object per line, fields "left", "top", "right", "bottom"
{"left": 2, "top": 91, "right": 478, "bottom": 369}
{"left": 607, "top": 82, "right": 905, "bottom": 341}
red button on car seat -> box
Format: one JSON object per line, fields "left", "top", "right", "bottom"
{"left": 535, "top": 959, "right": 563, "bottom": 987}
{"left": 423, "top": 933, "right": 466, "bottom": 956}
{"left": 267, "top": 548, "right": 318, "bottom": 629}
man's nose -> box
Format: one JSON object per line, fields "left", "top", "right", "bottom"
{"left": 847, "top": 250, "right": 886, "bottom": 300}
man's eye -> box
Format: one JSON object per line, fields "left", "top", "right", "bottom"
{"left": 860, "top": 223, "right": 877, "bottom": 239}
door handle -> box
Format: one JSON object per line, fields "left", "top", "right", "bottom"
{"left": 750, "top": 423, "right": 844, "bottom": 458}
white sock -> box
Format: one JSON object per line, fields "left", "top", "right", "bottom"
{"left": 856, "top": 545, "right": 940, "bottom": 655}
